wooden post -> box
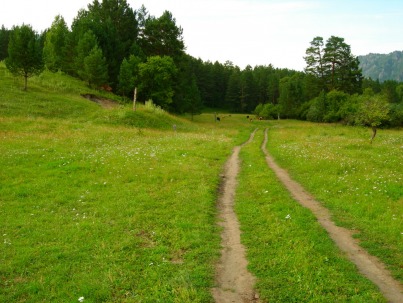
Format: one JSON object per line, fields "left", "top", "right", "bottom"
{"left": 133, "top": 87, "right": 137, "bottom": 111}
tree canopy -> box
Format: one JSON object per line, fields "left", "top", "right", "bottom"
{"left": 5, "top": 24, "right": 43, "bottom": 90}
{"left": 1, "top": 0, "right": 402, "bottom": 127}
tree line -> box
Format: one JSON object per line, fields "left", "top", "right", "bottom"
{"left": 0, "top": 0, "right": 402, "bottom": 127}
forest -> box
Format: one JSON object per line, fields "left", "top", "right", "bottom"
{"left": 0, "top": 0, "right": 402, "bottom": 127}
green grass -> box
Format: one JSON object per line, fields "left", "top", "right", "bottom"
{"left": 265, "top": 120, "right": 403, "bottom": 282}
{"left": 236, "top": 128, "right": 386, "bottom": 302}
{"left": 1, "top": 60, "right": 401, "bottom": 302}
{"left": 0, "top": 62, "right": 253, "bottom": 302}
{"left": 0, "top": 118, "right": 243, "bottom": 302}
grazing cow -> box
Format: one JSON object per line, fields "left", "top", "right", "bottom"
{"left": 216, "top": 117, "right": 221, "bottom": 121}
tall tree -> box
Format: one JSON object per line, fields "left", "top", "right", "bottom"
{"left": 304, "top": 36, "right": 325, "bottom": 93}
{"left": 278, "top": 73, "right": 305, "bottom": 118}
{"left": 323, "top": 36, "right": 362, "bottom": 93}
{"left": 43, "top": 15, "right": 69, "bottom": 72}
{"left": 138, "top": 56, "right": 177, "bottom": 109}
{"left": 5, "top": 24, "right": 43, "bottom": 90}
{"left": 82, "top": 46, "right": 108, "bottom": 87}
{"left": 72, "top": 0, "right": 138, "bottom": 86}
{"left": 225, "top": 68, "right": 242, "bottom": 111}
{"left": 118, "top": 55, "right": 141, "bottom": 97}
{"left": 75, "top": 30, "right": 99, "bottom": 80}
{"left": 0, "top": 25, "right": 10, "bottom": 61}
{"left": 304, "top": 36, "right": 362, "bottom": 95}
{"left": 139, "top": 10, "right": 185, "bottom": 60}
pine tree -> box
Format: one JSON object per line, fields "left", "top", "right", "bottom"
{"left": 5, "top": 24, "right": 43, "bottom": 90}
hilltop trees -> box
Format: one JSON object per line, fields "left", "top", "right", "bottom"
{"left": 305, "top": 36, "right": 362, "bottom": 95}
{"left": 1, "top": 0, "right": 402, "bottom": 127}
{"left": 5, "top": 24, "right": 43, "bottom": 90}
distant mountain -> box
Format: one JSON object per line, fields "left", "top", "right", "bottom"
{"left": 358, "top": 51, "right": 403, "bottom": 82}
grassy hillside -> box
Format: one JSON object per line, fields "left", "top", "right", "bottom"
{"left": 0, "top": 62, "right": 254, "bottom": 302}
{"left": 1, "top": 62, "right": 400, "bottom": 302}
{"left": 0, "top": 62, "right": 195, "bottom": 131}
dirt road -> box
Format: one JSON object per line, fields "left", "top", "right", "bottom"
{"left": 212, "top": 128, "right": 402, "bottom": 303}
{"left": 262, "top": 128, "right": 402, "bottom": 303}
{"left": 212, "top": 130, "right": 259, "bottom": 303}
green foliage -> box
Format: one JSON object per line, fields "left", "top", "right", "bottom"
{"left": 139, "top": 10, "right": 185, "bottom": 59}
{"left": 278, "top": 73, "right": 305, "bottom": 118}
{"left": 82, "top": 46, "right": 108, "bottom": 88}
{"left": 0, "top": 24, "right": 10, "bottom": 61}
{"left": 5, "top": 24, "right": 44, "bottom": 90}
{"left": 389, "top": 102, "right": 403, "bottom": 127}
{"left": 138, "top": 56, "right": 177, "bottom": 109}
{"left": 355, "top": 95, "right": 390, "bottom": 128}
{"left": 354, "top": 94, "right": 390, "bottom": 143}
{"left": 75, "top": 30, "right": 98, "bottom": 79}
{"left": 306, "top": 91, "right": 326, "bottom": 122}
{"left": 117, "top": 55, "right": 141, "bottom": 97}
{"left": 43, "top": 15, "right": 69, "bottom": 72}
{"left": 305, "top": 36, "right": 362, "bottom": 95}
{"left": 253, "top": 102, "right": 280, "bottom": 119}
{"left": 73, "top": 0, "right": 138, "bottom": 85}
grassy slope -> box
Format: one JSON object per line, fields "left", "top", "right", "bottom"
{"left": 0, "top": 63, "right": 253, "bottom": 302}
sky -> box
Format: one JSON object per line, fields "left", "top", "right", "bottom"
{"left": 1, "top": 0, "right": 403, "bottom": 71}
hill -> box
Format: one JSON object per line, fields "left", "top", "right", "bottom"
{"left": 358, "top": 51, "right": 403, "bottom": 82}
{"left": 0, "top": 61, "right": 192, "bottom": 131}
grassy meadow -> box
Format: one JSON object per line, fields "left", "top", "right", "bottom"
{"left": 265, "top": 121, "right": 403, "bottom": 282}
{"left": 1, "top": 61, "right": 401, "bottom": 302}
{"left": 236, "top": 129, "right": 386, "bottom": 302}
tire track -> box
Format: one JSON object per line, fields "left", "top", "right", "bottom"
{"left": 262, "top": 128, "right": 403, "bottom": 303}
{"left": 212, "top": 129, "right": 259, "bottom": 303}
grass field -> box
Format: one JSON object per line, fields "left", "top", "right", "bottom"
{"left": 265, "top": 121, "right": 403, "bottom": 282}
{"left": 1, "top": 61, "right": 401, "bottom": 302}
{"left": 236, "top": 129, "right": 386, "bottom": 302}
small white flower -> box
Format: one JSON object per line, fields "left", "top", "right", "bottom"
{"left": 78, "top": 296, "right": 84, "bottom": 302}
{"left": 285, "top": 214, "right": 291, "bottom": 219}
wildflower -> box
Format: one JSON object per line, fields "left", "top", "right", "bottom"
{"left": 78, "top": 296, "right": 84, "bottom": 302}
{"left": 285, "top": 214, "right": 291, "bottom": 219}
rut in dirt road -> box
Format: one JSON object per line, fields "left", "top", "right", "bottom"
{"left": 212, "top": 130, "right": 259, "bottom": 303}
{"left": 262, "top": 128, "right": 403, "bottom": 303}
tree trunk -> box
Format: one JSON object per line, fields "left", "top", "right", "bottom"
{"left": 370, "top": 126, "right": 377, "bottom": 144}
{"left": 133, "top": 87, "right": 137, "bottom": 111}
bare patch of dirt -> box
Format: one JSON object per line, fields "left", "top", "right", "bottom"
{"left": 212, "top": 130, "right": 260, "bottom": 303}
{"left": 81, "top": 94, "right": 120, "bottom": 109}
{"left": 262, "top": 128, "right": 403, "bottom": 303}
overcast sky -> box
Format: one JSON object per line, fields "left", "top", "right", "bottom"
{"left": 1, "top": 0, "right": 402, "bottom": 70}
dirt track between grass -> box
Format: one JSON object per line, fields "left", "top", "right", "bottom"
{"left": 212, "top": 129, "right": 260, "bottom": 303}
{"left": 262, "top": 128, "right": 403, "bottom": 303}
{"left": 213, "top": 128, "right": 402, "bottom": 303}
